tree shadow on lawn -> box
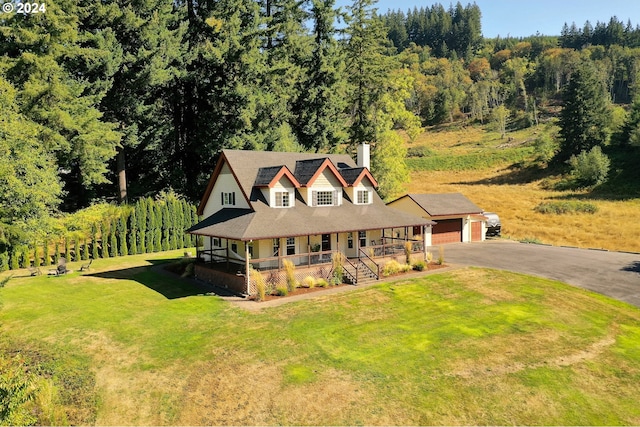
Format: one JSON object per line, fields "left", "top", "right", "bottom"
{"left": 85, "top": 260, "right": 234, "bottom": 300}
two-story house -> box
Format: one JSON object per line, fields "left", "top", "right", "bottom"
{"left": 187, "top": 147, "right": 434, "bottom": 296}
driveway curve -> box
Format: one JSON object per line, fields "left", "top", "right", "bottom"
{"left": 439, "top": 240, "right": 640, "bottom": 308}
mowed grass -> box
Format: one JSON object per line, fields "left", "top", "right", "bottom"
{"left": 406, "top": 123, "right": 640, "bottom": 252}
{"left": 2, "top": 253, "right": 640, "bottom": 425}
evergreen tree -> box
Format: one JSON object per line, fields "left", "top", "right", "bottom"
{"left": 117, "top": 214, "right": 128, "bottom": 257}
{"left": 154, "top": 203, "right": 162, "bottom": 252}
{"left": 109, "top": 218, "right": 118, "bottom": 257}
{"left": 43, "top": 239, "right": 50, "bottom": 266}
{"left": 161, "top": 203, "right": 170, "bottom": 251}
{"left": 101, "top": 221, "right": 111, "bottom": 258}
{"left": 191, "top": 205, "right": 199, "bottom": 247}
{"left": 620, "top": 95, "right": 640, "bottom": 146}
{"left": 182, "top": 201, "right": 194, "bottom": 247}
{"left": 91, "top": 223, "right": 99, "bottom": 260}
{"left": 9, "top": 248, "right": 19, "bottom": 271}
{"left": 293, "top": 0, "right": 348, "bottom": 152}
{"left": 20, "top": 247, "right": 29, "bottom": 269}
{"left": 557, "top": 60, "right": 612, "bottom": 161}
{"left": 82, "top": 237, "right": 90, "bottom": 261}
{"left": 128, "top": 208, "right": 138, "bottom": 256}
{"left": 146, "top": 198, "right": 155, "bottom": 253}
{"left": 33, "top": 242, "right": 40, "bottom": 268}
{"left": 136, "top": 199, "right": 147, "bottom": 254}
{"left": 0, "top": 2, "right": 122, "bottom": 209}
{"left": 344, "top": 0, "right": 393, "bottom": 149}
{"left": 64, "top": 236, "right": 71, "bottom": 262}
{"left": 53, "top": 241, "right": 60, "bottom": 266}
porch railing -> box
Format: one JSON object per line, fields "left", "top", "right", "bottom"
{"left": 358, "top": 248, "right": 380, "bottom": 280}
{"left": 249, "top": 250, "right": 335, "bottom": 271}
{"left": 342, "top": 256, "right": 358, "bottom": 284}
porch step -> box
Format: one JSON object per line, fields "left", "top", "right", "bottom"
{"left": 356, "top": 262, "right": 378, "bottom": 280}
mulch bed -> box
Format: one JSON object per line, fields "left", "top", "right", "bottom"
{"left": 252, "top": 262, "right": 449, "bottom": 302}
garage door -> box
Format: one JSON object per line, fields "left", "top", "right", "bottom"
{"left": 471, "top": 221, "right": 482, "bottom": 242}
{"left": 432, "top": 219, "right": 462, "bottom": 245}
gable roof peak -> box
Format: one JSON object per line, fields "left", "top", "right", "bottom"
{"left": 294, "top": 157, "right": 348, "bottom": 187}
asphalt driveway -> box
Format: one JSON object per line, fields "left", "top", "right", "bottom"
{"left": 438, "top": 240, "right": 640, "bottom": 308}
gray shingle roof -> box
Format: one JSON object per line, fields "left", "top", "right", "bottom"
{"left": 339, "top": 167, "right": 365, "bottom": 185}
{"left": 399, "top": 193, "right": 483, "bottom": 216}
{"left": 190, "top": 150, "right": 433, "bottom": 241}
{"left": 254, "top": 166, "right": 284, "bottom": 186}
{"left": 294, "top": 158, "right": 327, "bottom": 185}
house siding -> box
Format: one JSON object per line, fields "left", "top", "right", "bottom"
{"left": 202, "top": 162, "right": 250, "bottom": 217}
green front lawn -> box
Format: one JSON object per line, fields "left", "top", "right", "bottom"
{"left": 1, "top": 251, "right": 640, "bottom": 425}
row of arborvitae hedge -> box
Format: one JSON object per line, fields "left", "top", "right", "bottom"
{"left": 0, "top": 197, "right": 200, "bottom": 271}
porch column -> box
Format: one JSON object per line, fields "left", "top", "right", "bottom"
{"left": 278, "top": 238, "right": 282, "bottom": 270}
{"left": 245, "top": 240, "right": 251, "bottom": 295}
{"left": 382, "top": 228, "right": 385, "bottom": 255}
{"left": 226, "top": 239, "right": 230, "bottom": 271}
{"left": 307, "top": 235, "right": 311, "bottom": 267}
{"left": 423, "top": 226, "right": 428, "bottom": 260}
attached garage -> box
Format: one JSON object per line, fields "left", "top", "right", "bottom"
{"left": 387, "top": 193, "right": 489, "bottom": 244}
{"left": 471, "top": 221, "right": 483, "bottom": 241}
{"left": 432, "top": 219, "right": 462, "bottom": 244}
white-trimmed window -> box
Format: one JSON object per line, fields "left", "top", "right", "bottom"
{"left": 275, "top": 191, "right": 290, "bottom": 207}
{"left": 286, "top": 237, "right": 296, "bottom": 255}
{"left": 359, "top": 231, "right": 367, "bottom": 247}
{"left": 221, "top": 191, "right": 236, "bottom": 206}
{"left": 312, "top": 190, "right": 337, "bottom": 206}
{"left": 356, "top": 190, "right": 370, "bottom": 204}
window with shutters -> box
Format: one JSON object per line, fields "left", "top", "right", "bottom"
{"left": 275, "top": 191, "right": 290, "bottom": 207}
{"left": 356, "top": 190, "right": 370, "bottom": 204}
{"left": 221, "top": 191, "right": 236, "bottom": 206}
{"left": 313, "top": 190, "right": 334, "bottom": 206}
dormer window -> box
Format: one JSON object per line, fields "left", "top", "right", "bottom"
{"left": 313, "top": 190, "right": 337, "bottom": 206}
{"left": 275, "top": 191, "right": 290, "bottom": 207}
{"left": 356, "top": 190, "right": 370, "bottom": 205}
{"left": 222, "top": 192, "right": 236, "bottom": 206}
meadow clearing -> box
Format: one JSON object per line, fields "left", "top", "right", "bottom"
{"left": 405, "top": 123, "right": 640, "bottom": 253}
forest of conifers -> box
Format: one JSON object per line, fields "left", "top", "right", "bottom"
{"left": 2, "top": 0, "right": 640, "bottom": 270}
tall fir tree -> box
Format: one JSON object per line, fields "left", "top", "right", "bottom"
{"left": 557, "top": 60, "right": 612, "bottom": 161}
{"left": 344, "top": 0, "right": 393, "bottom": 150}
{"left": 293, "top": 0, "right": 348, "bottom": 152}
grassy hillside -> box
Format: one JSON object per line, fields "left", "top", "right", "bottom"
{"left": 405, "top": 122, "right": 640, "bottom": 252}
{"left": 1, "top": 253, "right": 640, "bottom": 425}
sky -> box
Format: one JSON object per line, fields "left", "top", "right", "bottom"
{"left": 363, "top": 0, "right": 640, "bottom": 38}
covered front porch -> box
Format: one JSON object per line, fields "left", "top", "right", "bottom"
{"left": 193, "top": 227, "right": 430, "bottom": 295}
